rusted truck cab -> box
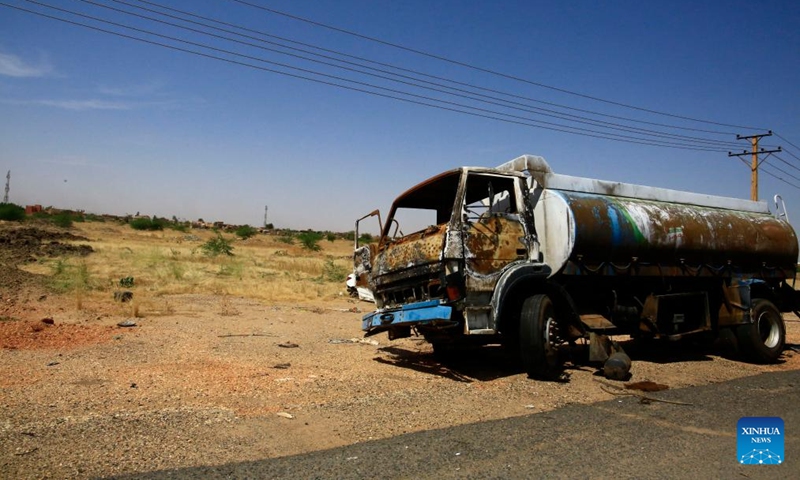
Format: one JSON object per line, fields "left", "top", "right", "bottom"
{"left": 361, "top": 155, "right": 799, "bottom": 379}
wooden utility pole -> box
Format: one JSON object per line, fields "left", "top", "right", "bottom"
{"left": 728, "top": 131, "right": 782, "bottom": 201}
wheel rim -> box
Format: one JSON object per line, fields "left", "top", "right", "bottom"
{"left": 756, "top": 310, "right": 781, "bottom": 349}
{"left": 543, "top": 315, "right": 560, "bottom": 361}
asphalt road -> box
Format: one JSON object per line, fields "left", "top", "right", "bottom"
{"left": 117, "top": 370, "right": 799, "bottom": 480}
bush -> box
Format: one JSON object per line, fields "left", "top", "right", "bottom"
{"left": 278, "top": 235, "right": 294, "bottom": 245}
{"left": 52, "top": 213, "right": 74, "bottom": 228}
{"left": 201, "top": 234, "right": 234, "bottom": 256}
{"left": 0, "top": 203, "right": 25, "bottom": 221}
{"left": 168, "top": 222, "right": 189, "bottom": 232}
{"left": 235, "top": 225, "right": 258, "bottom": 240}
{"left": 326, "top": 232, "right": 336, "bottom": 242}
{"left": 130, "top": 217, "right": 165, "bottom": 231}
{"left": 298, "top": 231, "right": 323, "bottom": 251}
{"left": 322, "top": 259, "right": 347, "bottom": 282}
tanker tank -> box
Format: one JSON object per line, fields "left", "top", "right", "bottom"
{"left": 530, "top": 169, "right": 798, "bottom": 281}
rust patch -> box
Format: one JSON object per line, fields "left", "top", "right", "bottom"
{"left": 465, "top": 216, "right": 526, "bottom": 275}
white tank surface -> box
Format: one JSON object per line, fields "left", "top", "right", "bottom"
{"left": 499, "top": 156, "right": 800, "bottom": 279}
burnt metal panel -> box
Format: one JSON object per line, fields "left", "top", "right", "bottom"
{"left": 557, "top": 191, "right": 798, "bottom": 280}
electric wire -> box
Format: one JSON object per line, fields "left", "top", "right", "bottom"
{"left": 6, "top": 1, "right": 731, "bottom": 151}
{"left": 762, "top": 166, "right": 800, "bottom": 191}
{"left": 771, "top": 153, "right": 800, "bottom": 174}
{"left": 765, "top": 162, "right": 800, "bottom": 184}
{"left": 228, "top": 0, "right": 768, "bottom": 131}
{"left": 74, "top": 0, "right": 746, "bottom": 148}
{"left": 130, "top": 0, "right": 743, "bottom": 137}
{"left": 2, "top": 2, "right": 728, "bottom": 151}
{"left": 775, "top": 132, "right": 800, "bottom": 152}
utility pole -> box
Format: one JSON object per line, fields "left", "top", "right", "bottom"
{"left": 728, "top": 131, "right": 782, "bottom": 201}
{"left": 3, "top": 170, "right": 9, "bottom": 203}
{"left": 263, "top": 205, "right": 268, "bottom": 228}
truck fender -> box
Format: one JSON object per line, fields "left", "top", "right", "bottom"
{"left": 491, "top": 263, "right": 551, "bottom": 331}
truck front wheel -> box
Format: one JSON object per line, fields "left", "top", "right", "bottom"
{"left": 519, "top": 294, "right": 563, "bottom": 380}
{"left": 736, "top": 299, "right": 785, "bottom": 363}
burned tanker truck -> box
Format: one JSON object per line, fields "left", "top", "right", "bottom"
{"left": 356, "top": 155, "right": 799, "bottom": 379}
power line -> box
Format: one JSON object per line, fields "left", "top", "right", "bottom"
{"left": 128, "top": 0, "right": 743, "bottom": 137}
{"left": 774, "top": 132, "right": 800, "bottom": 152}
{"left": 761, "top": 166, "right": 800, "bottom": 191}
{"left": 776, "top": 146, "right": 800, "bottom": 163}
{"left": 74, "top": 0, "right": 745, "bottom": 149}
{"left": 5, "top": 1, "right": 730, "bottom": 151}
{"left": 228, "top": 0, "right": 768, "bottom": 132}
{"left": 770, "top": 153, "right": 800, "bottom": 174}
{"left": 765, "top": 161, "right": 800, "bottom": 184}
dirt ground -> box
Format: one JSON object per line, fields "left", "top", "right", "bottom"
{"left": 1, "top": 223, "right": 799, "bottom": 479}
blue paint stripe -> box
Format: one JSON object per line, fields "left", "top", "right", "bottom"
{"left": 362, "top": 300, "right": 452, "bottom": 332}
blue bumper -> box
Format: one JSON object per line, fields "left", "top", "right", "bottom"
{"left": 362, "top": 300, "right": 453, "bottom": 334}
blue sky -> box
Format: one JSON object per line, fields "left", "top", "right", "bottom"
{"left": 1, "top": 0, "right": 798, "bottom": 233}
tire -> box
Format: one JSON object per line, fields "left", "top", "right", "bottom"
{"left": 519, "top": 294, "right": 563, "bottom": 380}
{"left": 736, "top": 299, "right": 785, "bottom": 364}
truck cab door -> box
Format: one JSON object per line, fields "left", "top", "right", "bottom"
{"left": 462, "top": 174, "right": 530, "bottom": 277}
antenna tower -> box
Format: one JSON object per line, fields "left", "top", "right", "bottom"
{"left": 3, "top": 170, "right": 9, "bottom": 203}
{"left": 263, "top": 205, "right": 268, "bottom": 228}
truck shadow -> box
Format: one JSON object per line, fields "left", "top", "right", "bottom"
{"left": 375, "top": 345, "right": 523, "bottom": 382}
{"left": 373, "top": 335, "right": 770, "bottom": 383}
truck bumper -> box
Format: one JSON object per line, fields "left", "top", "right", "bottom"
{"left": 362, "top": 300, "right": 453, "bottom": 336}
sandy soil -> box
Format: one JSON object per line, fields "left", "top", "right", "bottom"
{"left": 1, "top": 225, "right": 799, "bottom": 478}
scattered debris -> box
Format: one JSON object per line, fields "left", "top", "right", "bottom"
{"left": 276, "top": 412, "right": 294, "bottom": 419}
{"left": 278, "top": 342, "right": 299, "bottom": 348}
{"left": 603, "top": 351, "right": 632, "bottom": 381}
{"left": 41, "top": 318, "right": 54, "bottom": 325}
{"left": 524, "top": 405, "right": 536, "bottom": 409}
{"left": 117, "top": 319, "right": 137, "bottom": 328}
{"left": 46, "top": 361, "right": 60, "bottom": 367}
{"left": 328, "top": 338, "right": 379, "bottom": 346}
{"left": 114, "top": 291, "right": 133, "bottom": 303}
{"left": 38, "top": 295, "right": 47, "bottom": 301}
{"left": 273, "top": 363, "right": 291, "bottom": 369}
{"left": 595, "top": 379, "right": 692, "bottom": 406}
{"left": 130, "top": 383, "right": 137, "bottom": 389}
{"left": 625, "top": 381, "right": 669, "bottom": 392}
{"left": 14, "top": 447, "right": 38, "bottom": 456}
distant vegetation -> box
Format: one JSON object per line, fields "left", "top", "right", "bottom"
{"left": 201, "top": 234, "right": 234, "bottom": 256}
{"left": 129, "top": 217, "right": 166, "bottom": 231}
{"left": 297, "top": 231, "right": 323, "bottom": 251}
{"left": 0, "top": 203, "right": 25, "bottom": 221}
{"left": 235, "top": 225, "right": 258, "bottom": 240}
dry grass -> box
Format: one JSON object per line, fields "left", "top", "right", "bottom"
{"left": 20, "top": 222, "right": 355, "bottom": 315}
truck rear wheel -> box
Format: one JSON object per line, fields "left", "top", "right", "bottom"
{"left": 736, "top": 299, "right": 785, "bottom": 363}
{"left": 519, "top": 294, "right": 563, "bottom": 380}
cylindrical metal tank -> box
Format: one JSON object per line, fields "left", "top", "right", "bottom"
{"left": 534, "top": 189, "right": 798, "bottom": 279}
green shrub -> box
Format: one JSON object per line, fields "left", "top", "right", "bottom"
{"left": 201, "top": 234, "right": 234, "bottom": 256}
{"left": 358, "top": 233, "right": 374, "bottom": 245}
{"left": 235, "top": 225, "right": 258, "bottom": 240}
{"left": 298, "top": 231, "right": 323, "bottom": 251}
{"left": 278, "top": 235, "right": 294, "bottom": 245}
{"left": 168, "top": 222, "right": 189, "bottom": 232}
{"left": 0, "top": 203, "right": 25, "bottom": 221}
{"left": 326, "top": 232, "right": 336, "bottom": 242}
{"left": 53, "top": 213, "right": 74, "bottom": 228}
{"left": 321, "top": 259, "right": 347, "bottom": 282}
{"left": 130, "top": 217, "right": 165, "bottom": 231}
